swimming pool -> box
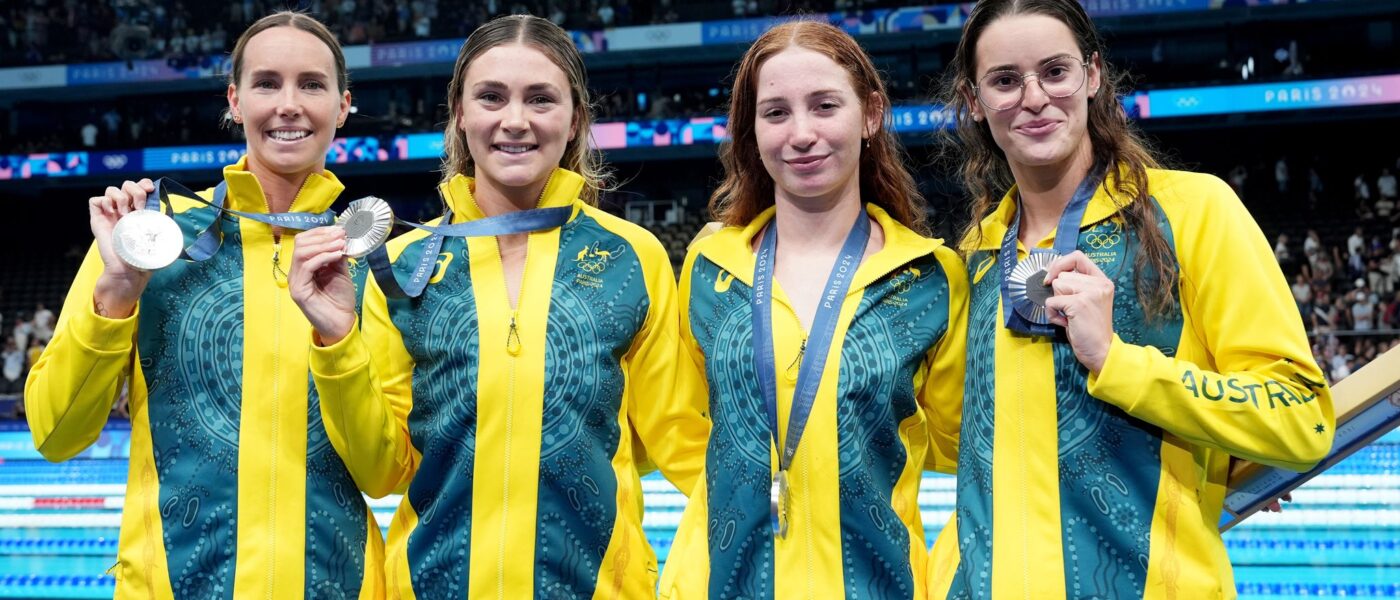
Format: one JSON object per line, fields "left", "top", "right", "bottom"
{"left": 1, "top": 424, "right": 1395, "bottom": 599}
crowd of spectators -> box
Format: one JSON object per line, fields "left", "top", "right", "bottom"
{"left": 0, "top": 300, "right": 54, "bottom": 398}
{"left": 1, "top": 0, "right": 916, "bottom": 68}
{"left": 1260, "top": 158, "right": 1400, "bottom": 383}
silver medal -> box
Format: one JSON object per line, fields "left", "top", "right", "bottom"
{"left": 771, "top": 470, "right": 790, "bottom": 539}
{"left": 1007, "top": 251, "right": 1059, "bottom": 325}
{"left": 111, "top": 210, "right": 184, "bottom": 271}
{"left": 336, "top": 196, "right": 395, "bottom": 258}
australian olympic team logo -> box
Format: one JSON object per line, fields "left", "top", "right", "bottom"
{"left": 574, "top": 242, "right": 626, "bottom": 288}
{"left": 881, "top": 265, "right": 923, "bottom": 308}
{"left": 1085, "top": 219, "right": 1124, "bottom": 250}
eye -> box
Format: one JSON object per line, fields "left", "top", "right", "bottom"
{"left": 254, "top": 79, "right": 277, "bottom": 89}
{"left": 762, "top": 107, "right": 788, "bottom": 119}
{"left": 302, "top": 80, "right": 326, "bottom": 90}
{"left": 1043, "top": 64, "right": 1072, "bottom": 80}
{"left": 529, "top": 94, "right": 556, "bottom": 105}
{"left": 986, "top": 73, "right": 1020, "bottom": 89}
{"left": 478, "top": 91, "right": 503, "bottom": 103}
{"left": 817, "top": 101, "right": 839, "bottom": 111}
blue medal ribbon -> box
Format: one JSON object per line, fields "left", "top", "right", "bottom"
{"left": 998, "top": 165, "right": 1106, "bottom": 336}
{"left": 147, "top": 178, "right": 336, "bottom": 262}
{"left": 365, "top": 196, "right": 573, "bottom": 299}
{"left": 751, "top": 207, "right": 870, "bottom": 537}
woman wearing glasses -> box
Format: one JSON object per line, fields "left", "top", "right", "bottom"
{"left": 928, "top": 1, "right": 1333, "bottom": 598}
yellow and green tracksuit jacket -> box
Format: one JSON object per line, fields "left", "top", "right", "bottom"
{"left": 928, "top": 167, "right": 1334, "bottom": 600}
{"left": 659, "top": 204, "right": 968, "bottom": 600}
{"left": 308, "top": 167, "right": 710, "bottom": 599}
{"left": 25, "top": 158, "right": 386, "bottom": 600}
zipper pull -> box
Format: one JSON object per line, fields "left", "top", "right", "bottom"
{"left": 786, "top": 337, "right": 806, "bottom": 381}
{"left": 271, "top": 241, "right": 289, "bottom": 288}
{"left": 506, "top": 312, "right": 522, "bottom": 355}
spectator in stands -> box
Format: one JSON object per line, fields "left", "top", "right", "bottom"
{"left": 30, "top": 302, "right": 53, "bottom": 344}
{"left": 1274, "top": 232, "right": 1294, "bottom": 274}
{"left": 0, "top": 338, "right": 20, "bottom": 395}
{"left": 1291, "top": 273, "right": 1312, "bottom": 307}
{"left": 24, "top": 12, "right": 384, "bottom": 599}
{"left": 931, "top": 1, "right": 1333, "bottom": 597}
{"left": 1276, "top": 156, "right": 1289, "bottom": 194}
{"left": 1378, "top": 168, "right": 1397, "bottom": 220}
{"left": 658, "top": 20, "right": 965, "bottom": 599}
{"left": 10, "top": 315, "right": 30, "bottom": 352}
{"left": 1352, "top": 283, "right": 1377, "bottom": 331}
{"left": 290, "top": 15, "right": 707, "bottom": 597}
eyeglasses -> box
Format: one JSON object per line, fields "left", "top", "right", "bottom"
{"left": 972, "top": 57, "right": 1090, "bottom": 112}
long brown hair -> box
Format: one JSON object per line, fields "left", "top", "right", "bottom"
{"left": 440, "top": 15, "right": 609, "bottom": 204}
{"left": 942, "top": 0, "right": 1177, "bottom": 319}
{"left": 710, "top": 20, "right": 928, "bottom": 235}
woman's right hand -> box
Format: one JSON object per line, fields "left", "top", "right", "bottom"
{"left": 90, "top": 179, "right": 156, "bottom": 318}
{"left": 289, "top": 226, "right": 356, "bottom": 346}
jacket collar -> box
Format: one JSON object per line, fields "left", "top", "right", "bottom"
{"left": 438, "top": 168, "right": 585, "bottom": 223}
{"left": 699, "top": 202, "right": 943, "bottom": 291}
{"left": 964, "top": 167, "right": 1135, "bottom": 252}
{"left": 220, "top": 156, "right": 343, "bottom": 214}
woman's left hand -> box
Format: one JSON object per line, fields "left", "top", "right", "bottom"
{"left": 1043, "top": 251, "right": 1116, "bottom": 373}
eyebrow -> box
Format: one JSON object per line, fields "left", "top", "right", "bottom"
{"left": 756, "top": 88, "right": 845, "bottom": 106}
{"left": 247, "top": 68, "right": 330, "bottom": 80}
{"left": 982, "top": 53, "right": 1077, "bottom": 76}
{"left": 472, "top": 80, "right": 564, "bottom": 93}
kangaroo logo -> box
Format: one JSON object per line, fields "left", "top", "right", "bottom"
{"left": 575, "top": 242, "right": 626, "bottom": 274}
{"left": 889, "top": 266, "right": 923, "bottom": 294}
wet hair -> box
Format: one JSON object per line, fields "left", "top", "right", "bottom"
{"left": 441, "top": 15, "right": 609, "bottom": 204}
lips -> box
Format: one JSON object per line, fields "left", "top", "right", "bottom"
{"left": 266, "top": 128, "right": 312, "bottom": 143}
{"left": 786, "top": 154, "right": 828, "bottom": 172}
{"left": 493, "top": 143, "right": 538, "bottom": 155}
{"left": 1015, "top": 119, "right": 1061, "bottom": 136}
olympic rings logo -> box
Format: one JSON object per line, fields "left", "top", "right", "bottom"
{"left": 1085, "top": 233, "right": 1121, "bottom": 249}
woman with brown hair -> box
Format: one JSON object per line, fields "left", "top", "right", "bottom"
{"left": 26, "top": 11, "right": 385, "bottom": 599}
{"left": 929, "top": 0, "right": 1333, "bottom": 597}
{"left": 288, "top": 14, "right": 709, "bottom": 598}
{"left": 659, "top": 20, "right": 967, "bottom": 600}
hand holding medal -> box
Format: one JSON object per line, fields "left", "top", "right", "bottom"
{"left": 89, "top": 179, "right": 159, "bottom": 318}
{"left": 290, "top": 196, "right": 395, "bottom": 346}
{"left": 1042, "top": 250, "right": 1115, "bottom": 373}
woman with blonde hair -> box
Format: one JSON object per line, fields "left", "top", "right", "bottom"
{"left": 27, "top": 11, "right": 384, "bottom": 598}
{"left": 289, "top": 14, "right": 709, "bottom": 597}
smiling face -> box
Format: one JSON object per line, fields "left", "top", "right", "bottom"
{"left": 227, "top": 26, "right": 349, "bottom": 181}
{"left": 753, "top": 46, "right": 879, "bottom": 209}
{"left": 969, "top": 13, "right": 1100, "bottom": 181}
{"left": 457, "top": 43, "right": 577, "bottom": 203}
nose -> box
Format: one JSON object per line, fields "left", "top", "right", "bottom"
{"left": 788, "top": 112, "right": 817, "bottom": 150}
{"left": 501, "top": 99, "right": 528, "bottom": 135}
{"left": 276, "top": 87, "right": 302, "bottom": 119}
{"left": 1020, "top": 75, "right": 1049, "bottom": 112}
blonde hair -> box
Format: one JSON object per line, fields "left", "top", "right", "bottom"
{"left": 440, "top": 15, "right": 610, "bottom": 204}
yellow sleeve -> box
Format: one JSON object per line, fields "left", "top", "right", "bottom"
{"left": 624, "top": 239, "right": 711, "bottom": 496}
{"left": 919, "top": 247, "right": 967, "bottom": 475}
{"left": 308, "top": 275, "right": 419, "bottom": 498}
{"left": 1086, "top": 174, "right": 1334, "bottom": 472}
{"left": 25, "top": 243, "right": 131, "bottom": 462}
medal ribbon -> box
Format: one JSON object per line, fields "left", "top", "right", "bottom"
{"left": 751, "top": 208, "right": 870, "bottom": 536}
{"left": 365, "top": 195, "right": 572, "bottom": 299}
{"left": 147, "top": 178, "right": 336, "bottom": 262}
{"left": 997, "top": 165, "right": 1105, "bottom": 336}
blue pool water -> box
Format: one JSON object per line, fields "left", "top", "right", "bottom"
{"left": 0, "top": 424, "right": 1395, "bottom": 599}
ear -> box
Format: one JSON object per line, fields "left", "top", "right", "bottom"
{"left": 960, "top": 81, "right": 984, "bottom": 122}
{"left": 1087, "top": 52, "right": 1103, "bottom": 100}
{"left": 226, "top": 83, "right": 241, "bottom": 123}
{"left": 863, "top": 91, "right": 884, "bottom": 141}
{"left": 337, "top": 89, "right": 352, "bottom": 128}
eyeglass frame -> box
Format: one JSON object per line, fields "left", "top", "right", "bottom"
{"left": 969, "top": 55, "right": 1094, "bottom": 112}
